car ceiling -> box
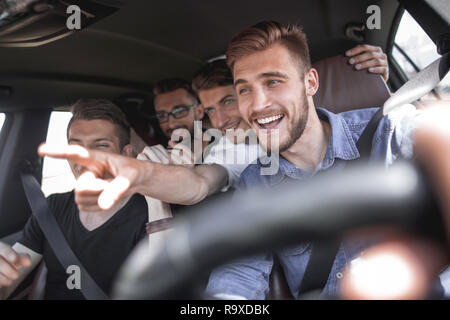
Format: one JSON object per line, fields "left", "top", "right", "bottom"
{"left": 0, "top": 0, "right": 400, "bottom": 111}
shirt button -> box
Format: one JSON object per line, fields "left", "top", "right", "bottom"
{"left": 336, "top": 272, "right": 343, "bottom": 279}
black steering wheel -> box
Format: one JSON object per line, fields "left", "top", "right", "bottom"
{"left": 112, "top": 160, "right": 444, "bottom": 299}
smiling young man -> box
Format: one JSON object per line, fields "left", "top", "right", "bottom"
{"left": 0, "top": 99, "right": 148, "bottom": 300}
{"left": 203, "top": 21, "right": 442, "bottom": 300}
{"left": 193, "top": 59, "right": 251, "bottom": 137}
{"left": 190, "top": 59, "right": 263, "bottom": 187}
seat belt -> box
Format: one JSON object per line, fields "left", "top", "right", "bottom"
{"left": 20, "top": 171, "right": 109, "bottom": 300}
{"left": 298, "top": 109, "right": 383, "bottom": 296}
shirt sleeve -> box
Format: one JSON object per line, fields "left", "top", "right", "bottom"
{"left": 371, "top": 104, "right": 425, "bottom": 165}
{"left": 390, "top": 104, "right": 426, "bottom": 160}
{"left": 205, "top": 253, "right": 274, "bottom": 300}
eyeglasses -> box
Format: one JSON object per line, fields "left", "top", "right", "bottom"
{"left": 154, "top": 104, "right": 196, "bottom": 123}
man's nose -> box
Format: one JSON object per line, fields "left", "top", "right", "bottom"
{"left": 168, "top": 115, "right": 180, "bottom": 128}
{"left": 251, "top": 86, "right": 270, "bottom": 113}
{"left": 214, "top": 110, "right": 228, "bottom": 130}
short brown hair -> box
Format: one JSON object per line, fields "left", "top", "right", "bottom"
{"left": 153, "top": 78, "right": 199, "bottom": 103}
{"left": 67, "top": 99, "right": 131, "bottom": 149}
{"left": 226, "top": 21, "right": 311, "bottom": 76}
{"left": 191, "top": 59, "right": 234, "bottom": 93}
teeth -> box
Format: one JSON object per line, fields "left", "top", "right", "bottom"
{"left": 257, "top": 114, "right": 283, "bottom": 125}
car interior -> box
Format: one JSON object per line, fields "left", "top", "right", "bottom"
{"left": 0, "top": 0, "right": 449, "bottom": 299}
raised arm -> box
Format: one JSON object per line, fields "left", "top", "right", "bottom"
{"left": 127, "top": 160, "right": 227, "bottom": 205}
{"left": 38, "top": 144, "right": 228, "bottom": 212}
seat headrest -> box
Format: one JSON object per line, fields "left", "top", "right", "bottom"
{"left": 312, "top": 55, "right": 391, "bottom": 113}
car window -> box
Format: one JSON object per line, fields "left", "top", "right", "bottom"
{"left": 0, "top": 113, "right": 5, "bottom": 133}
{"left": 392, "top": 10, "right": 450, "bottom": 100}
{"left": 41, "top": 111, "right": 75, "bottom": 196}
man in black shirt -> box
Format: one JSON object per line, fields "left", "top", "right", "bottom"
{"left": 0, "top": 99, "right": 148, "bottom": 299}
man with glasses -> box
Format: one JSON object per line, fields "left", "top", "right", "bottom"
{"left": 153, "top": 78, "right": 205, "bottom": 145}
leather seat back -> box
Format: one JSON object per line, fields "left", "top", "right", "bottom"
{"left": 313, "top": 54, "right": 391, "bottom": 113}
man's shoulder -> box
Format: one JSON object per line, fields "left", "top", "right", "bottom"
{"left": 322, "top": 107, "right": 381, "bottom": 143}
{"left": 338, "top": 107, "right": 379, "bottom": 129}
{"left": 46, "top": 191, "right": 75, "bottom": 213}
{"left": 336, "top": 104, "right": 418, "bottom": 131}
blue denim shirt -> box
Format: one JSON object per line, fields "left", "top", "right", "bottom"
{"left": 206, "top": 105, "right": 425, "bottom": 300}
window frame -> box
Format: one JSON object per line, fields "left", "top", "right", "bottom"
{"left": 386, "top": 7, "right": 409, "bottom": 85}
{"left": 0, "top": 112, "right": 13, "bottom": 157}
{"left": 386, "top": 6, "right": 447, "bottom": 100}
{"left": 41, "top": 109, "right": 75, "bottom": 196}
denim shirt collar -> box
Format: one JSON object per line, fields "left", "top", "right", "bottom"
{"left": 262, "top": 107, "right": 360, "bottom": 185}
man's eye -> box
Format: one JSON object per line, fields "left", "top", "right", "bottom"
{"left": 238, "top": 88, "right": 249, "bottom": 95}
{"left": 96, "top": 144, "right": 109, "bottom": 149}
{"left": 224, "top": 99, "right": 234, "bottom": 105}
{"left": 206, "top": 108, "right": 215, "bottom": 114}
{"left": 267, "top": 79, "right": 280, "bottom": 86}
{"left": 172, "top": 107, "right": 184, "bottom": 114}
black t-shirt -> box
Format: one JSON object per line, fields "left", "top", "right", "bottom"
{"left": 18, "top": 191, "right": 148, "bottom": 300}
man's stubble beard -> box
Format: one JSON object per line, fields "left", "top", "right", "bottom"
{"left": 277, "top": 91, "right": 309, "bottom": 153}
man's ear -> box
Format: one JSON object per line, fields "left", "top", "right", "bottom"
{"left": 121, "top": 144, "right": 134, "bottom": 157}
{"left": 195, "top": 103, "right": 204, "bottom": 121}
{"left": 304, "top": 68, "right": 319, "bottom": 97}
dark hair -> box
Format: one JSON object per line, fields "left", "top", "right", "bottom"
{"left": 191, "top": 59, "right": 234, "bottom": 93}
{"left": 67, "top": 98, "right": 131, "bottom": 149}
{"left": 153, "top": 78, "right": 199, "bottom": 103}
{"left": 226, "top": 21, "right": 311, "bottom": 75}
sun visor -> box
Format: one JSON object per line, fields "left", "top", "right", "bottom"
{"left": 0, "top": 0, "right": 124, "bottom": 47}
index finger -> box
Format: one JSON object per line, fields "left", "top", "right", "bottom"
{"left": 38, "top": 143, "right": 91, "bottom": 164}
{"left": 38, "top": 143, "right": 110, "bottom": 177}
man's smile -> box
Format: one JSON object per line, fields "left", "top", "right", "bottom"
{"left": 254, "top": 113, "right": 285, "bottom": 131}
